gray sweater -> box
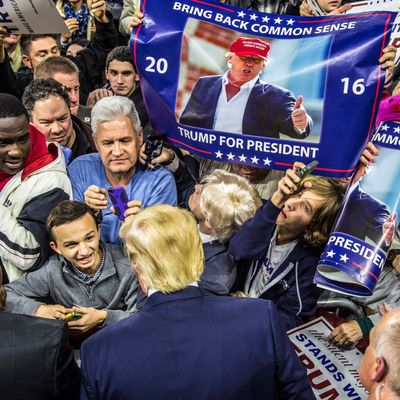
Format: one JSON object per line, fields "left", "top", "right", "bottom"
{"left": 5, "top": 243, "right": 138, "bottom": 326}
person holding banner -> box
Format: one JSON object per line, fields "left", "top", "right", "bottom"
{"left": 335, "top": 142, "right": 396, "bottom": 250}
{"left": 229, "top": 163, "right": 343, "bottom": 329}
{"left": 180, "top": 37, "right": 313, "bottom": 140}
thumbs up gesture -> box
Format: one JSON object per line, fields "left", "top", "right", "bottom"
{"left": 291, "top": 95, "right": 308, "bottom": 130}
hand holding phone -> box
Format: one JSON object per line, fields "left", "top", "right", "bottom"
{"left": 64, "top": 311, "right": 83, "bottom": 322}
{"left": 296, "top": 160, "right": 319, "bottom": 187}
{"left": 272, "top": 160, "right": 319, "bottom": 209}
{"left": 108, "top": 187, "right": 129, "bottom": 221}
{"left": 144, "top": 134, "right": 165, "bottom": 162}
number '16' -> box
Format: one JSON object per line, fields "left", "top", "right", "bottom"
{"left": 341, "top": 77, "right": 365, "bottom": 95}
{"left": 145, "top": 57, "right": 168, "bottom": 74}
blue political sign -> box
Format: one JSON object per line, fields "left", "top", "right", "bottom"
{"left": 131, "top": 0, "right": 396, "bottom": 177}
{"left": 315, "top": 121, "right": 400, "bottom": 296}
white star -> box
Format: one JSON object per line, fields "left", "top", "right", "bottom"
{"left": 340, "top": 254, "right": 349, "bottom": 263}
{"left": 263, "top": 157, "right": 271, "bottom": 166}
{"left": 262, "top": 15, "right": 270, "bottom": 23}
{"left": 239, "top": 154, "right": 247, "bottom": 162}
{"left": 227, "top": 152, "right": 235, "bottom": 161}
{"left": 237, "top": 10, "right": 246, "bottom": 18}
{"left": 251, "top": 156, "right": 259, "bottom": 164}
{"left": 215, "top": 150, "right": 223, "bottom": 159}
{"left": 286, "top": 18, "right": 295, "bottom": 25}
{"left": 274, "top": 17, "right": 282, "bottom": 24}
{"left": 381, "top": 124, "right": 389, "bottom": 131}
{"left": 249, "top": 13, "right": 258, "bottom": 20}
{"left": 326, "top": 250, "right": 336, "bottom": 258}
{"left": 394, "top": 126, "right": 400, "bottom": 134}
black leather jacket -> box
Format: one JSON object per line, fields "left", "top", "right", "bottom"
{"left": 225, "top": 0, "right": 301, "bottom": 14}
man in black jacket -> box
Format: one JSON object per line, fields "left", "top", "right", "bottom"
{"left": 0, "top": 262, "right": 80, "bottom": 400}
{"left": 0, "top": 0, "right": 118, "bottom": 103}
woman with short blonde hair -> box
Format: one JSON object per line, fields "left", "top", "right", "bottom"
{"left": 200, "top": 169, "right": 262, "bottom": 243}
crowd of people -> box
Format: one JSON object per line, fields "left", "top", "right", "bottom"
{"left": 0, "top": 0, "right": 400, "bottom": 399}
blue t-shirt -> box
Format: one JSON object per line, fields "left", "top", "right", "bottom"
{"left": 68, "top": 153, "right": 177, "bottom": 244}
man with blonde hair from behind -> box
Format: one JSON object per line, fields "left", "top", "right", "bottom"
{"left": 359, "top": 308, "right": 400, "bottom": 399}
{"left": 80, "top": 205, "right": 315, "bottom": 400}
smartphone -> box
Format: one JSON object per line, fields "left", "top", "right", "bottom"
{"left": 108, "top": 187, "right": 129, "bottom": 221}
{"left": 64, "top": 312, "right": 82, "bottom": 322}
{"left": 144, "top": 134, "right": 165, "bottom": 162}
{"left": 296, "top": 160, "right": 319, "bottom": 186}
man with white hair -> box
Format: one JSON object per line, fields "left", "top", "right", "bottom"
{"left": 68, "top": 96, "right": 177, "bottom": 244}
{"left": 359, "top": 308, "right": 400, "bottom": 399}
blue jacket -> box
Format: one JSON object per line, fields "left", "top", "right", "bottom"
{"left": 200, "top": 240, "right": 236, "bottom": 295}
{"left": 229, "top": 201, "right": 321, "bottom": 330}
{"left": 80, "top": 286, "right": 315, "bottom": 400}
{"left": 180, "top": 75, "right": 312, "bottom": 139}
{"left": 68, "top": 156, "right": 177, "bottom": 244}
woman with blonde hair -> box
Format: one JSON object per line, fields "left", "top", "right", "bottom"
{"left": 189, "top": 169, "right": 262, "bottom": 295}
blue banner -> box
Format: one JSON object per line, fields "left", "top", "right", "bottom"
{"left": 131, "top": 0, "right": 396, "bottom": 177}
{"left": 315, "top": 121, "right": 400, "bottom": 296}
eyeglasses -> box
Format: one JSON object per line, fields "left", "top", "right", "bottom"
{"left": 239, "top": 56, "right": 263, "bottom": 64}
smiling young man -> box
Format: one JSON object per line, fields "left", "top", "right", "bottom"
{"left": 4, "top": 200, "right": 138, "bottom": 332}
{"left": 68, "top": 95, "right": 177, "bottom": 244}
{"left": 229, "top": 162, "right": 343, "bottom": 330}
{"left": 180, "top": 37, "right": 313, "bottom": 139}
{"left": 0, "top": 94, "right": 71, "bottom": 283}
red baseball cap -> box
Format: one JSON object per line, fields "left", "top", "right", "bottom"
{"left": 230, "top": 37, "right": 271, "bottom": 60}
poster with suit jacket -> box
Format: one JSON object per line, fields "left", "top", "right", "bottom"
{"left": 131, "top": 0, "right": 396, "bottom": 176}
{"left": 315, "top": 121, "right": 400, "bottom": 296}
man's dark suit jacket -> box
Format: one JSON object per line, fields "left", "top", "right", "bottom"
{"left": 80, "top": 286, "right": 315, "bottom": 400}
{"left": 0, "top": 312, "right": 80, "bottom": 400}
{"left": 180, "top": 75, "right": 312, "bottom": 139}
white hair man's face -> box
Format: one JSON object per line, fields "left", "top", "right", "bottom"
{"left": 95, "top": 115, "right": 143, "bottom": 177}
